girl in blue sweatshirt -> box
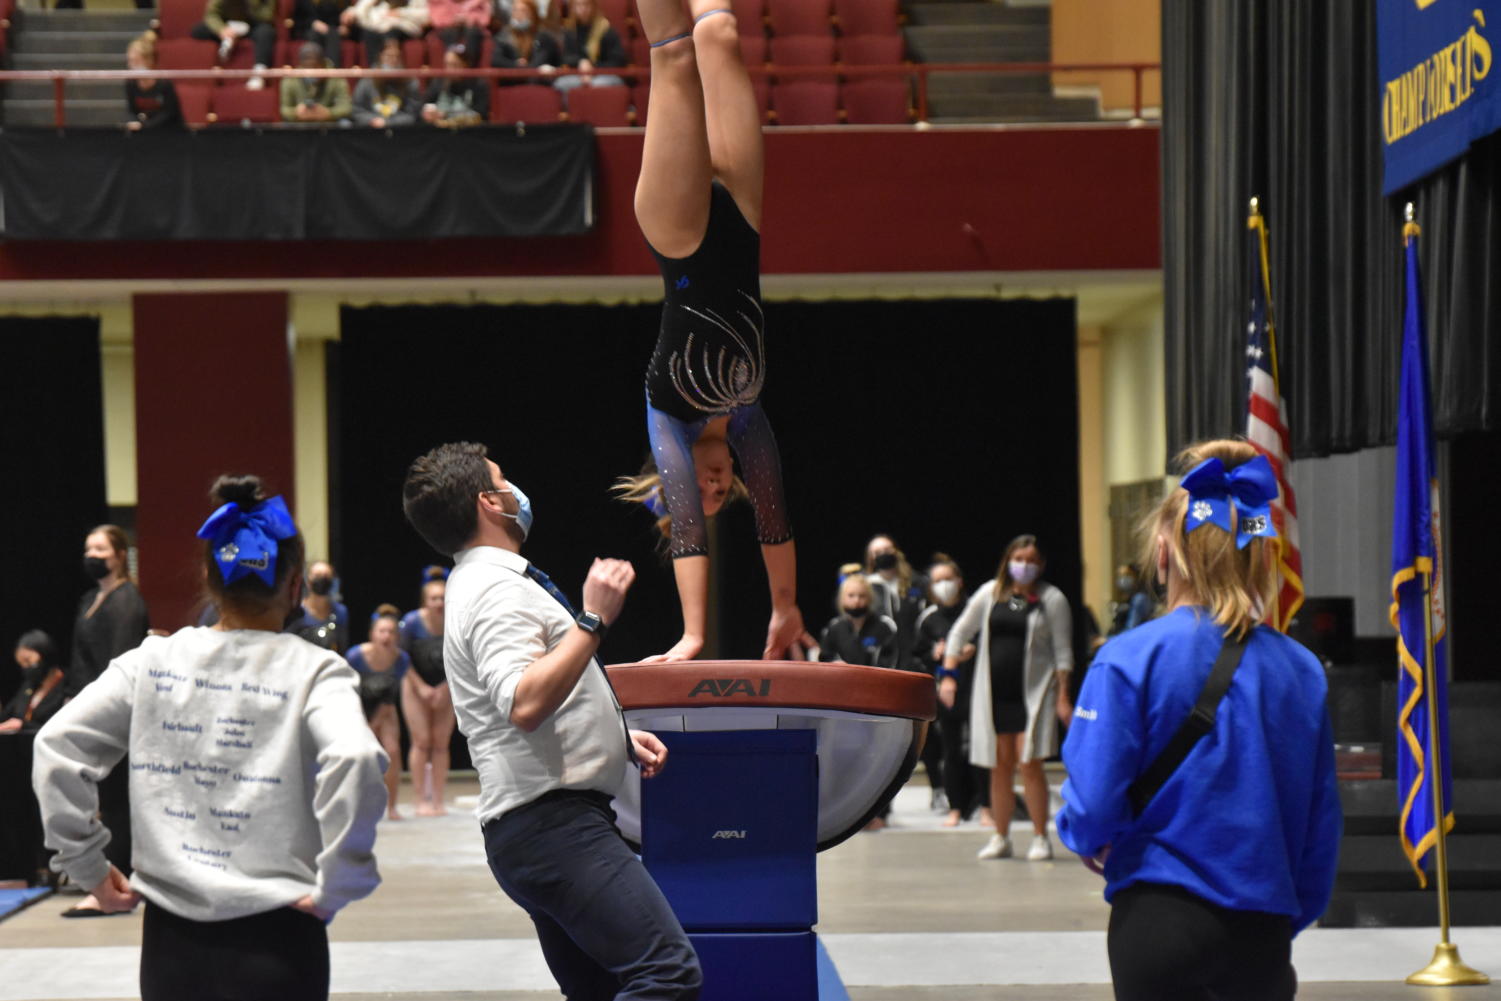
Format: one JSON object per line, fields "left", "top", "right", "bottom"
{"left": 1058, "top": 438, "right": 1341, "bottom": 1001}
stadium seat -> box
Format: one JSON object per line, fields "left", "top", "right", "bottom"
{"left": 739, "top": 33, "right": 766, "bottom": 65}
{"left": 832, "top": 0, "right": 898, "bottom": 37}
{"left": 629, "top": 32, "right": 650, "bottom": 67}
{"left": 213, "top": 84, "right": 281, "bottom": 123}
{"left": 156, "top": 38, "right": 217, "bottom": 69}
{"left": 770, "top": 34, "right": 835, "bottom": 67}
{"left": 157, "top": 0, "right": 202, "bottom": 38}
{"left": 730, "top": 0, "right": 766, "bottom": 36}
{"left": 566, "top": 84, "right": 631, "bottom": 126}
{"left": 177, "top": 83, "right": 215, "bottom": 126}
{"left": 403, "top": 37, "right": 428, "bottom": 67}
{"left": 840, "top": 78, "right": 908, "bottom": 124}
{"left": 838, "top": 33, "right": 903, "bottom": 67}
{"left": 766, "top": 0, "right": 831, "bottom": 36}
{"left": 594, "top": 0, "right": 630, "bottom": 34}
{"left": 222, "top": 38, "right": 260, "bottom": 69}
{"left": 490, "top": 83, "right": 564, "bottom": 123}
{"left": 631, "top": 82, "right": 649, "bottom": 125}
{"left": 771, "top": 80, "right": 837, "bottom": 124}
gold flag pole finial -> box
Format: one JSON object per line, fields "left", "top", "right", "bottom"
{"left": 1404, "top": 201, "right": 1421, "bottom": 244}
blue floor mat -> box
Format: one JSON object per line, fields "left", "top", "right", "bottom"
{"left": 0, "top": 886, "right": 52, "bottom": 920}
{"left": 816, "top": 936, "right": 851, "bottom": 1001}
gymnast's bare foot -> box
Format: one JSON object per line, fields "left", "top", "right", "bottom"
{"left": 387, "top": 807, "right": 404, "bottom": 821}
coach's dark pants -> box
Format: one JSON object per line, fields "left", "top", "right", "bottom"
{"left": 1108, "top": 882, "right": 1296, "bottom": 1001}
{"left": 483, "top": 790, "right": 701, "bottom": 1001}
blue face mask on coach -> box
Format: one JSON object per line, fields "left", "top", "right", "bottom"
{"left": 497, "top": 483, "right": 534, "bottom": 541}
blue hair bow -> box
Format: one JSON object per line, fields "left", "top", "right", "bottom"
{"left": 1180, "top": 455, "right": 1279, "bottom": 549}
{"left": 195, "top": 496, "right": 298, "bottom": 587}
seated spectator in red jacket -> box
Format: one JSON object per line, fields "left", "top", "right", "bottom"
{"left": 429, "top": 0, "right": 490, "bottom": 66}
{"left": 553, "top": 0, "right": 625, "bottom": 95}
{"left": 189, "top": 0, "right": 276, "bottom": 89}
{"left": 124, "top": 35, "right": 184, "bottom": 130}
{"left": 422, "top": 45, "right": 489, "bottom": 125}
{"left": 281, "top": 41, "right": 354, "bottom": 122}
{"left": 291, "top": 0, "right": 356, "bottom": 68}
{"left": 489, "top": 0, "right": 561, "bottom": 85}
{"left": 352, "top": 39, "right": 422, "bottom": 126}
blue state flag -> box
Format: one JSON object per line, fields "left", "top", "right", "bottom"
{"left": 1390, "top": 225, "right": 1453, "bottom": 887}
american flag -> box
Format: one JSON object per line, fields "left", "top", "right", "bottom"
{"left": 1245, "top": 205, "right": 1304, "bottom": 632}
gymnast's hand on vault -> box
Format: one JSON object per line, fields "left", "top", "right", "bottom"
{"left": 763, "top": 605, "right": 815, "bottom": 661}
{"left": 630, "top": 730, "right": 668, "bottom": 778}
{"left": 642, "top": 635, "right": 704, "bottom": 663}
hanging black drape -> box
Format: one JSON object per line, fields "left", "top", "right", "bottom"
{"left": 1162, "top": 1, "right": 1501, "bottom": 458}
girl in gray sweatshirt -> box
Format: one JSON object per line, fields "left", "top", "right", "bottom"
{"left": 33, "top": 474, "right": 388, "bottom": 1001}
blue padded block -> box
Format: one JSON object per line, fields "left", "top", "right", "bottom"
{"left": 642, "top": 728, "right": 817, "bottom": 931}
{"left": 691, "top": 930, "right": 817, "bottom": 1001}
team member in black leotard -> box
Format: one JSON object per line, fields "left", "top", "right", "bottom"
{"left": 398, "top": 569, "right": 453, "bottom": 816}
{"left": 615, "top": 0, "right": 811, "bottom": 662}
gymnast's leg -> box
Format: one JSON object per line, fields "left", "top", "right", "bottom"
{"left": 688, "top": 1, "right": 763, "bottom": 229}
{"left": 634, "top": 0, "right": 714, "bottom": 259}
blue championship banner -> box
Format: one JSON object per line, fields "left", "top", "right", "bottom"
{"left": 1378, "top": 0, "right": 1499, "bottom": 194}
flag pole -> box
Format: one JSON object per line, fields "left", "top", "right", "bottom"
{"left": 1403, "top": 201, "right": 1488, "bottom": 987}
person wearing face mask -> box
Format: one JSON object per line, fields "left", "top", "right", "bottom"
{"left": 944, "top": 534, "right": 1074, "bottom": 862}
{"left": 402, "top": 442, "right": 699, "bottom": 1000}
{"left": 611, "top": 0, "right": 811, "bottom": 666}
{"left": 863, "top": 535, "right": 928, "bottom": 671}
{"left": 817, "top": 574, "right": 898, "bottom": 669}
{"left": 1108, "top": 562, "right": 1157, "bottom": 637}
{"left": 0, "top": 632, "right": 66, "bottom": 733}
{"left": 34, "top": 474, "right": 387, "bottom": 999}
{"left": 63, "top": 524, "right": 150, "bottom": 916}
{"left": 918, "top": 556, "right": 986, "bottom": 827}
{"left": 489, "top": 0, "right": 563, "bottom": 84}
{"left": 286, "top": 560, "right": 351, "bottom": 652}
{"left": 398, "top": 568, "right": 455, "bottom": 816}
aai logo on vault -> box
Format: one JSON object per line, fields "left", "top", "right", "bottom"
{"left": 712, "top": 830, "right": 747, "bottom": 839}
{"left": 688, "top": 678, "right": 772, "bottom": 697}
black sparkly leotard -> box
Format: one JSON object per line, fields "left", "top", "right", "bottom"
{"left": 642, "top": 183, "right": 792, "bottom": 559}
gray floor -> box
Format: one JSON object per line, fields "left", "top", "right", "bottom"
{"left": 3, "top": 773, "right": 1499, "bottom": 1000}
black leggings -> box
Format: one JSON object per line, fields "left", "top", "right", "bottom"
{"left": 141, "top": 900, "right": 329, "bottom": 1001}
{"left": 1108, "top": 883, "right": 1295, "bottom": 1001}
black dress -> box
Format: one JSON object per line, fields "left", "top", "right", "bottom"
{"left": 987, "top": 598, "right": 1031, "bottom": 735}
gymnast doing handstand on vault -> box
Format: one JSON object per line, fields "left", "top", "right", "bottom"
{"left": 615, "top": 0, "right": 812, "bottom": 663}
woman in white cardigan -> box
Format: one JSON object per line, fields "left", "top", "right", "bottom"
{"left": 941, "top": 535, "right": 1073, "bottom": 861}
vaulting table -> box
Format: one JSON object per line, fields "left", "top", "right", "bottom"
{"left": 606, "top": 661, "right": 938, "bottom": 1001}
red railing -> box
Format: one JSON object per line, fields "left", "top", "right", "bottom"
{"left": 0, "top": 62, "right": 1160, "bottom": 130}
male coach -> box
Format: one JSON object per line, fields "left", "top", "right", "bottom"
{"left": 402, "top": 441, "right": 701, "bottom": 1000}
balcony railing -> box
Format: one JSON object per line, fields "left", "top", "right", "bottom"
{"left": 0, "top": 62, "right": 1161, "bottom": 130}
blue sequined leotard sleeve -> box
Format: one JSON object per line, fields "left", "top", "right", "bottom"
{"left": 644, "top": 182, "right": 793, "bottom": 559}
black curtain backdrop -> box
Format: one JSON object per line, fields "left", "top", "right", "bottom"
{"left": 1162, "top": 1, "right": 1501, "bottom": 458}
{"left": 0, "top": 126, "right": 594, "bottom": 241}
{"left": 334, "top": 299, "right": 1080, "bottom": 666}
{"left": 0, "top": 317, "right": 108, "bottom": 698}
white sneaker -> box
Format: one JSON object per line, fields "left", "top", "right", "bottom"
{"left": 218, "top": 37, "right": 234, "bottom": 61}
{"left": 1027, "top": 834, "right": 1053, "bottom": 861}
{"left": 246, "top": 65, "right": 267, "bottom": 90}
{"left": 977, "top": 834, "right": 1012, "bottom": 860}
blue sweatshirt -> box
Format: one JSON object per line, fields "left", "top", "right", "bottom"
{"left": 1057, "top": 606, "right": 1341, "bottom": 933}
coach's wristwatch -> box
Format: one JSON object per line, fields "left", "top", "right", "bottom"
{"left": 576, "top": 610, "right": 609, "bottom": 638}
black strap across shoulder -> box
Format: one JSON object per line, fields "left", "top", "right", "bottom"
{"left": 1126, "top": 634, "right": 1248, "bottom": 817}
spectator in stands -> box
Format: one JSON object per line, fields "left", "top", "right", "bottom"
{"left": 422, "top": 45, "right": 489, "bottom": 125}
{"left": 291, "top": 0, "right": 356, "bottom": 67}
{"left": 285, "top": 559, "right": 350, "bottom": 650}
{"left": 945, "top": 534, "right": 1074, "bottom": 863}
{"left": 0, "top": 632, "right": 66, "bottom": 734}
{"left": 921, "top": 555, "right": 985, "bottom": 827}
{"left": 124, "top": 35, "right": 183, "bottom": 130}
{"left": 281, "top": 41, "right": 354, "bottom": 122}
{"left": 553, "top": 0, "right": 626, "bottom": 96}
{"left": 429, "top": 0, "right": 490, "bottom": 65}
{"left": 1058, "top": 440, "right": 1340, "bottom": 1000}
{"left": 348, "top": 605, "right": 411, "bottom": 820}
{"left": 818, "top": 574, "right": 897, "bottom": 669}
{"left": 352, "top": 0, "right": 430, "bottom": 67}
{"left": 34, "top": 475, "right": 386, "bottom": 999}
{"left": 190, "top": 0, "right": 277, "bottom": 90}
{"left": 353, "top": 39, "right": 423, "bottom": 126}
{"left": 489, "top": 0, "right": 561, "bottom": 84}
{"left": 62, "top": 524, "right": 150, "bottom": 916}
{"left": 399, "top": 568, "right": 453, "bottom": 815}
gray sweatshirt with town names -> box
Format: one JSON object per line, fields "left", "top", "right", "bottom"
{"left": 33, "top": 627, "right": 388, "bottom": 921}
